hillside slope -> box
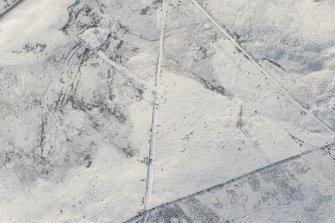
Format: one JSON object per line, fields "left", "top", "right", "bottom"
{"left": 0, "top": 0, "right": 334, "bottom": 222}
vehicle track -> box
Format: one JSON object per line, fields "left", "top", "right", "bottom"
{"left": 97, "top": 51, "right": 146, "bottom": 87}
{"left": 239, "top": 128, "right": 272, "bottom": 164}
{"left": 142, "top": 1, "right": 167, "bottom": 222}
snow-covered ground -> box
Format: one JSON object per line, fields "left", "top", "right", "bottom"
{"left": 0, "top": 0, "right": 334, "bottom": 222}
{"left": 0, "top": 0, "right": 22, "bottom": 16}
{"left": 196, "top": 0, "right": 335, "bottom": 131}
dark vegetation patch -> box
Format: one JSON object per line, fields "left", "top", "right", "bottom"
{"left": 320, "top": 142, "right": 335, "bottom": 160}
{"left": 262, "top": 58, "right": 286, "bottom": 71}
{"left": 197, "top": 77, "right": 227, "bottom": 96}
{"left": 12, "top": 43, "right": 46, "bottom": 54}
{"left": 0, "top": 141, "right": 96, "bottom": 183}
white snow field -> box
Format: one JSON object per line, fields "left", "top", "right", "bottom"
{"left": 0, "top": 0, "right": 334, "bottom": 222}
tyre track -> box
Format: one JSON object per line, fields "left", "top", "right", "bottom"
{"left": 97, "top": 50, "right": 146, "bottom": 87}
{"left": 142, "top": 1, "right": 167, "bottom": 222}
{"left": 239, "top": 128, "right": 272, "bottom": 164}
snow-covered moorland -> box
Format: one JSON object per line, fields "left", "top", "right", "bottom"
{"left": 0, "top": 0, "right": 334, "bottom": 222}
